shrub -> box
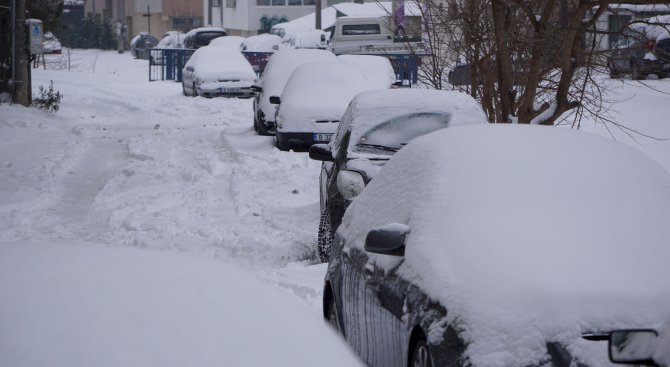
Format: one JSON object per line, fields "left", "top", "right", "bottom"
{"left": 32, "top": 81, "right": 63, "bottom": 113}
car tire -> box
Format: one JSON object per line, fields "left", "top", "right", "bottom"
{"left": 410, "top": 338, "right": 433, "bottom": 367}
{"left": 318, "top": 208, "right": 333, "bottom": 263}
{"left": 326, "top": 294, "right": 343, "bottom": 336}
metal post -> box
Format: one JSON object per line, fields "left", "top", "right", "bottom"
{"left": 315, "top": 0, "right": 321, "bottom": 29}
{"left": 13, "top": 0, "right": 30, "bottom": 106}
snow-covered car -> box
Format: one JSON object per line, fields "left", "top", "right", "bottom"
{"left": 337, "top": 54, "right": 397, "bottom": 89}
{"left": 274, "top": 62, "right": 376, "bottom": 151}
{"left": 309, "top": 89, "right": 486, "bottom": 262}
{"left": 607, "top": 15, "right": 670, "bottom": 79}
{"left": 325, "top": 124, "right": 670, "bottom": 367}
{"left": 183, "top": 27, "right": 227, "bottom": 49}
{"left": 209, "top": 35, "right": 245, "bottom": 51}
{"left": 283, "top": 29, "right": 329, "bottom": 49}
{"left": 242, "top": 34, "right": 283, "bottom": 52}
{"left": 182, "top": 46, "right": 257, "bottom": 98}
{"left": 251, "top": 49, "right": 337, "bottom": 135}
{"left": 42, "top": 31, "right": 62, "bottom": 54}
{"left": 150, "top": 31, "right": 185, "bottom": 64}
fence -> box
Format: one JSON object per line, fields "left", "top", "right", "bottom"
{"left": 149, "top": 49, "right": 422, "bottom": 86}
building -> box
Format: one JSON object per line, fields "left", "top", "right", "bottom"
{"left": 594, "top": 4, "right": 670, "bottom": 49}
{"left": 86, "top": 0, "right": 204, "bottom": 40}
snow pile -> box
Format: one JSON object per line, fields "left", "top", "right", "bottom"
{"left": 340, "top": 124, "right": 670, "bottom": 366}
{"left": 0, "top": 241, "right": 363, "bottom": 367}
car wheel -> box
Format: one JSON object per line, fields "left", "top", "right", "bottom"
{"left": 318, "top": 208, "right": 333, "bottom": 263}
{"left": 410, "top": 338, "right": 433, "bottom": 367}
{"left": 326, "top": 294, "right": 343, "bottom": 336}
{"left": 631, "top": 62, "right": 644, "bottom": 80}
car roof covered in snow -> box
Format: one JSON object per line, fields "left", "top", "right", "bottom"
{"left": 337, "top": 55, "right": 396, "bottom": 89}
{"left": 209, "top": 36, "right": 245, "bottom": 50}
{"left": 186, "top": 46, "right": 256, "bottom": 81}
{"left": 340, "top": 123, "right": 670, "bottom": 367}
{"left": 242, "top": 34, "right": 283, "bottom": 52}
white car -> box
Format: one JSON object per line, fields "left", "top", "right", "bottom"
{"left": 251, "top": 49, "right": 337, "bottom": 135}
{"left": 42, "top": 31, "right": 62, "bottom": 54}
{"left": 182, "top": 46, "right": 257, "bottom": 98}
{"left": 274, "top": 62, "right": 378, "bottom": 151}
{"left": 242, "top": 34, "right": 283, "bottom": 52}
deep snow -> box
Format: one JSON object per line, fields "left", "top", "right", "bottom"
{"left": 1, "top": 48, "right": 670, "bottom": 366}
{"left": 0, "top": 49, "right": 362, "bottom": 365}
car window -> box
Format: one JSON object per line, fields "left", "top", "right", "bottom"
{"left": 353, "top": 112, "right": 451, "bottom": 153}
{"left": 195, "top": 32, "right": 225, "bottom": 47}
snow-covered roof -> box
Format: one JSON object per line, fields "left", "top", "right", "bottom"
{"left": 242, "top": 34, "right": 282, "bottom": 52}
{"left": 209, "top": 36, "right": 245, "bottom": 51}
{"left": 185, "top": 27, "right": 227, "bottom": 37}
{"left": 342, "top": 89, "right": 485, "bottom": 155}
{"left": 340, "top": 124, "right": 670, "bottom": 366}
{"left": 278, "top": 62, "right": 374, "bottom": 128}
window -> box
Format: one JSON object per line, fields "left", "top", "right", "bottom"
{"left": 288, "top": 0, "right": 302, "bottom": 5}
{"left": 212, "top": 0, "right": 222, "bottom": 6}
{"left": 272, "top": 0, "right": 286, "bottom": 5}
{"left": 226, "top": 0, "right": 236, "bottom": 7}
{"left": 257, "top": 0, "right": 270, "bottom": 5}
{"left": 342, "top": 24, "right": 381, "bottom": 36}
{"left": 609, "top": 14, "right": 632, "bottom": 48}
{"left": 171, "top": 17, "right": 203, "bottom": 31}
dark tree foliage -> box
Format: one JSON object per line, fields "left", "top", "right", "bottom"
{"left": 27, "top": 0, "right": 63, "bottom": 32}
{"left": 56, "top": 19, "right": 117, "bottom": 50}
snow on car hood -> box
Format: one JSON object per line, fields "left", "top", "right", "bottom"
{"left": 339, "top": 124, "right": 670, "bottom": 367}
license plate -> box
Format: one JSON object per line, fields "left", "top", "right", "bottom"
{"left": 222, "top": 87, "right": 240, "bottom": 93}
{"left": 314, "top": 133, "right": 333, "bottom": 142}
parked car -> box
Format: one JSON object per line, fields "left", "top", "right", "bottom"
{"left": 150, "top": 31, "right": 185, "bottom": 64}
{"left": 337, "top": 54, "right": 397, "bottom": 89}
{"left": 209, "top": 35, "right": 245, "bottom": 51}
{"left": 309, "top": 89, "right": 486, "bottom": 262}
{"left": 608, "top": 39, "right": 670, "bottom": 79}
{"left": 251, "top": 49, "right": 337, "bottom": 135}
{"left": 283, "top": 29, "right": 329, "bottom": 49}
{"left": 130, "top": 32, "right": 159, "bottom": 59}
{"left": 274, "top": 62, "right": 375, "bottom": 151}
{"left": 608, "top": 15, "right": 670, "bottom": 79}
{"left": 324, "top": 124, "right": 670, "bottom": 367}
{"left": 182, "top": 46, "right": 257, "bottom": 98}
{"left": 42, "top": 31, "right": 62, "bottom": 54}
{"left": 183, "top": 27, "right": 227, "bottom": 49}
{"left": 242, "top": 34, "right": 283, "bottom": 52}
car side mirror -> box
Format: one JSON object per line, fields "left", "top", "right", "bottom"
{"left": 185, "top": 66, "right": 194, "bottom": 72}
{"left": 364, "top": 224, "right": 410, "bottom": 257}
{"left": 609, "top": 329, "right": 659, "bottom": 365}
{"left": 337, "top": 170, "right": 364, "bottom": 200}
{"left": 269, "top": 96, "right": 281, "bottom": 104}
{"left": 309, "top": 144, "right": 334, "bottom": 162}
{"left": 251, "top": 84, "right": 262, "bottom": 93}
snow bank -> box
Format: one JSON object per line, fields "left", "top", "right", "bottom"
{"left": 0, "top": 241, "right": 363, "bottom": 367}
{"left": 340, "top": 124, "right": 670, "bottom": 366}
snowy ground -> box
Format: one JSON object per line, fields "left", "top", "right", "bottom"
{"left": 0, "top": 50, "right": 361, "bottom": 365}
{"left": 1, "top": 49, "right": 669, "bottom": 365}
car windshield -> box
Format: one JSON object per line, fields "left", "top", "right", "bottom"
{"left": 354, "top": 112, "right": 451, "bottom": 153}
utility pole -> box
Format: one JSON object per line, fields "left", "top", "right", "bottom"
{"left": 142, "top": 4, "right": 151, "bottom": 35}
{"left": 13, "top": 0, "right": 30, "bottom": 106}
{"left": 92, "top": 0, "right": 96, "bottom": 21}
